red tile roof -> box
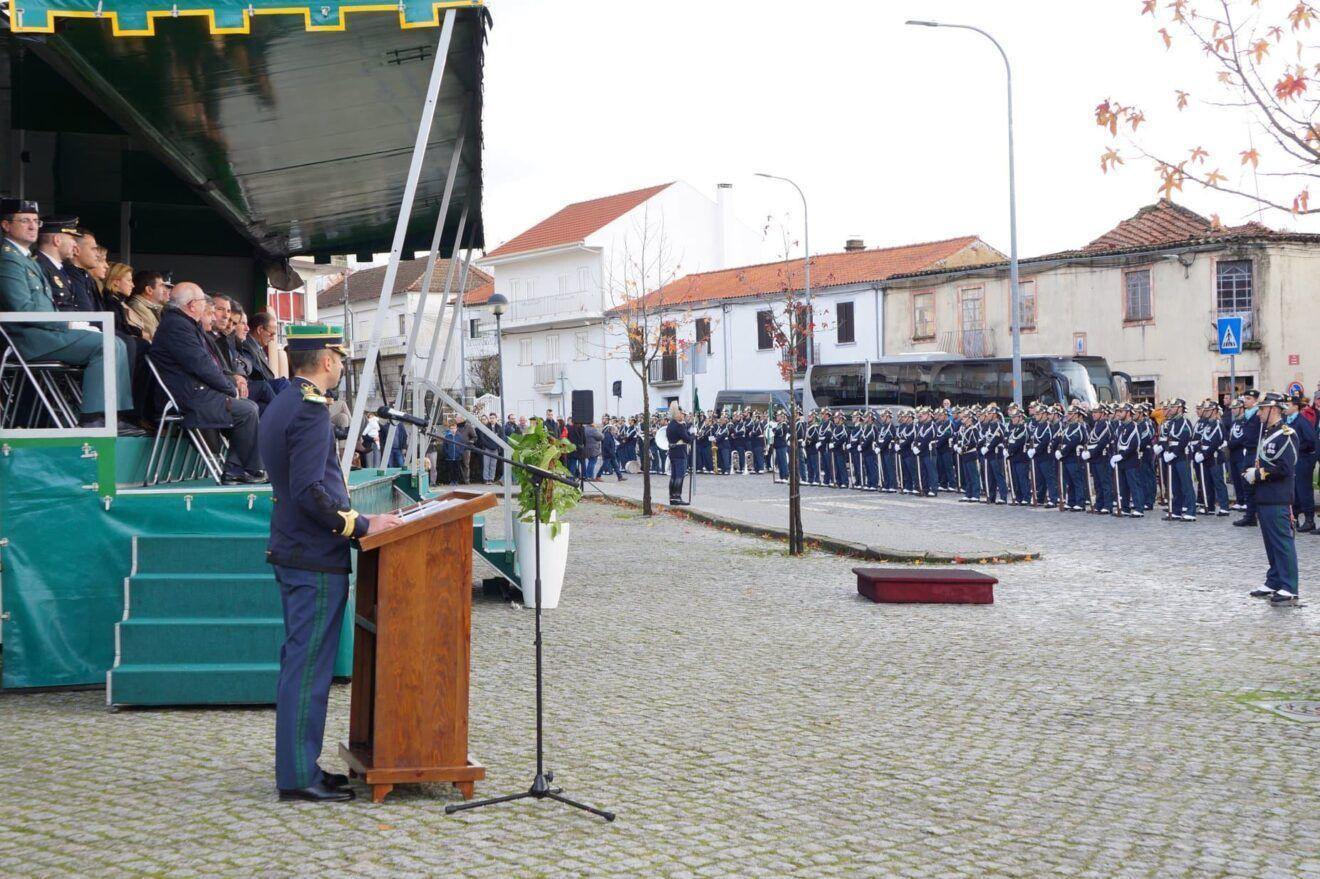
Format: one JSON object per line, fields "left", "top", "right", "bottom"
{"left": 316, "top": 258, "right": 491, "bottom": 309}
{"left": 485, "top": 183, "right": 675, "bottom": 259}
{"left": 463, "top": 280, "right": 494, "bottom": 306}
{"left": 610, "top": 236, "right": 996, "bottom": 314}
{"left": 888, "top": 200, "right": 1320, "bottom": 282}
{"left": 1083, "top": 199, "right": 1272, "bottom": 252}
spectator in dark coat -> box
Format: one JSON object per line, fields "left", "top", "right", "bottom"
{"left": 150, "top": 283, "right": 263, "bottom": 483}
{"left": 565, "top": 417, "right": 587, "bottom": 478}
{"left": 583, "top": 422, "right": 604, "bottom": 480}
{"left": 456, "top": 416, "right": 476, "bottom": 483}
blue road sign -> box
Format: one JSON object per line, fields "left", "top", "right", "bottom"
{"left": 1288, "top": 381, "right": 1304, "bottom": 397}
{"left": 1217, "top": 316, "right": 1243, "bottom": 355}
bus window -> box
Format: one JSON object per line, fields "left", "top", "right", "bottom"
{"left": 896, "top": 365, "right": 936, "bottom": 408}
{"left": 868, "top": 364, "right": 900, "bottom": 407}
{"left": 811, "top": 364, "right": 866, "bottom": 408}
{"left": 959, "top": 362, "right": 1001, "bottom": 408}
{"left": 931, "top": 363, "right": 965, "bottom": 407}
{"left": 1020, "top": 365, "right": 1059, "bottom": 405}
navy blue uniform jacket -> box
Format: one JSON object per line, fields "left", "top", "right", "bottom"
{"left": 150, "top": 306, "right": 239, "bottom": 430}
{"left": 260, "top": 378, "right": 369, "bottom": 574}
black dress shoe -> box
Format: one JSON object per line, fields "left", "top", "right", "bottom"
{"left": 321, "top": 772, "right": 350, "bottom": 789}
{"left": 1232, "top": 517, "right": 1257, "bottom": 527}
{"left": 279, "top": 780, "right": 354, "bottom": 802}
{"left": 222, "top": 472, "right": 267, "bottom": 485}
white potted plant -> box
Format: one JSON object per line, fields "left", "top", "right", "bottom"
{"left": 509, "top": 421, "right": 581, "bottom": 609}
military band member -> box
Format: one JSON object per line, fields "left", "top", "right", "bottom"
{"left": 259, "top": 325, "right": 404, "bottom": 802}
{"left": 1244, "top": 392, "right": 1299, "bottom": 603}
{"left": 771, "top": 410, "right": 790, "bottom": 482}
{"left": 666, "top": 403, "right": 694, "bottom": 505}
{"left": 1226, "top": 398, "right": 1252, "bottom": 513}
{"left": 1135, "top": 403, "right": 1157, "bottom": 511}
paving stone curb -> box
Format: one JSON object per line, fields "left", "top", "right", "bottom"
{"left": 584, "top": 493, "right": 1040, "bottom": 565}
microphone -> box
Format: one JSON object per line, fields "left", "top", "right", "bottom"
{"left": 376, "top": 405, "right": 428, "bottom": 428}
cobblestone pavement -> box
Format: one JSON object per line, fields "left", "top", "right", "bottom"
{"left": 1, "top": 491, "right": 1317, "bottom": 878}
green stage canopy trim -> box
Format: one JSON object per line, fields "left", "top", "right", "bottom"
{"left": 8, "top": 0, "right": 482, "bottom": 36}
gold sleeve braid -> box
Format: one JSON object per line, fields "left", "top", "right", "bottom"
{"left": 337, "top": 510, "right": 359, "bottom": 537}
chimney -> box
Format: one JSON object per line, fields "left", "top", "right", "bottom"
{"left": 716, "top": 183, "right": 734, "bottom": 269}
{"left": 845, "top": 237, "right": 865, "bottom": 253}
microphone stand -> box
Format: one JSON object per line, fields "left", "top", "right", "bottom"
{"left": 378, "top": 415, "right": 614, "bottom": 822}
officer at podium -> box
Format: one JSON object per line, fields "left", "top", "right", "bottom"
{"left": 258, "top": 324, "right": 403, "bottom": 802}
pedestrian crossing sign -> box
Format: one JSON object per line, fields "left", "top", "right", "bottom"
{"left": 1217, "top": 316, "right": 1243, "bottom": 355}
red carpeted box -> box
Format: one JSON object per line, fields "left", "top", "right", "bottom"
{"left": 853, "top": 567, "right": 996, "bottom": 604}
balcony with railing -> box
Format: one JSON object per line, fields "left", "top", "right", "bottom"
{"left": 648, "top": 354, "right": 684, "bottom": 386}
{"left": 533, "top": 361, "right": 566, "bottom": 390}
{"left": 938, "top": 329, "right": 997, "bottom": 358}
{"left": 1206, "top": 307, "right": 1262, "bottom": 350}
{"left": 507, "top": 290, "right": 599, "bottom": 326}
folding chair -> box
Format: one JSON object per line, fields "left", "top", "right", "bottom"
{"left": 141, "top": 355, "right": 225, "bottom": 485}
{"left": 0, "top": 322, "right": 78, "bottom": 429}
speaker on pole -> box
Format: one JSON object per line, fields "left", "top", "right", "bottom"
{"left": 571, "top": 390, "right": 594, "bottom": 424}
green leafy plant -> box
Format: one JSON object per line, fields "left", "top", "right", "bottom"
{"left": 507, "top": 420, "right": 581, "bottom": 538}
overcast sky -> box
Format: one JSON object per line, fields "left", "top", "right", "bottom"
{"left": 479, "top": 0, "right": 1320, "bottom": 264}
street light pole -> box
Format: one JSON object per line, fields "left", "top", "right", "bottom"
{"left": 907, "top": 19, "right": 1022, "bottom": 407}
{"left": 755, "top": 172, "right": 811, "bottom": 369}
{"left": 488, "top": 291, "right": 514, "bottom": 548}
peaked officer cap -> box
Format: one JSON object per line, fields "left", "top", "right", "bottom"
{"left": 286, "top": 323, "right": 350, "bottom": 354}
{"left": 1258, "top": 391, "right": 1287, "bottom": 409}
{"left": 0, "top": 198, "right": 40, "bottom": 215}
{"left": 39, "top": 215, "right": 81, "bottom": 236}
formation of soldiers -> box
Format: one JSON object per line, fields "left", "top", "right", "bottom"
{"left": 626, "top": 392, "right": 1316, "bottom": 530}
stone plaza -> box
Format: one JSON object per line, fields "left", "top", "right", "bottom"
{"left": 1, "top": 474, "right": 1317, "bottom": 878}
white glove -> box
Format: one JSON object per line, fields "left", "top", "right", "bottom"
{"left": 1243, "top": 468, "right": 1258, "bottom": 484}
{"left": 1194, "top": 453, "right": 1204, "bottom": 463}
{"left": 1109, "top": 454, "right": 1122, "bottom": 466}
{"left": 69, "top": 321, "right": 102, "bottom": 334}
{"left": 980, "top": 446, "right": 988, "bottom": 456}
{"left": 1054, "top": 450, "right": 1063, "bottom": 460}
{"left": 911, "top": 444, "right": 920, "bottom": 455}
{"left": 1153, "top": 444, "right": 1163, "bottom": 455}
{"left": 1162, "top": 451, "right": 1176, "bottom": 463}
{"left": 1027, "top": 449, "right": 1036, "bottom": 459}
{"left": 1082, "top": 450, "right": 1091, "bottom": 461}
{"left": 829, "top": 443, "right": 835, "bottom": 449}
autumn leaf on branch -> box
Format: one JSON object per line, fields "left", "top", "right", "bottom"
{"left": 1206, "top": 167, "right": 1228, "bottom": 186}
{"left": 1294, "top": 188, "right": 1311, "bottom": 213}
{"left": 1159, "top": 27, "right": 1173, "bottom": 47}
{"left": 1275, "top": 68, "right": 1309, "bottom": 100}
{"left": 1288, "top": 2, "right": 1314, "bottom": 31}
{"left": 1251, "top": 39, "right": 1271, "bottom": 62}
{"left": 1189, "top": 145, "right": 1209, "bottom": 163}
{"left": 1157, "top": 163, "right": 1186, "bottom": 198}
{"left": 1142, "top": 0, "right": 1157, "bottom": 13}
{"left": 1100, "top": 147, "right": 1125, "bottom": 172}
{"left": 1175, "top": 89, "right": 1190, "bottom": 109}
{"left": 1241, "top": 147, "right": 1261, "bottom": 167}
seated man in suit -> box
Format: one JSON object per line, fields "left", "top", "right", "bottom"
{"left": 237, "top": 309, "right": 289, "bottom": 412}
{"left": 0, "top": 199, "right": 142, "bottom": 434}
{"left": 150, "top": 282, "right": 265, "bottom": 484}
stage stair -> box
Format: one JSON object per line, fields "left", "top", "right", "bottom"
{"left": 108, "top": 534, "right": 285, "bottom": 706}
{"left": 472, "top": 515, "right": 518, "bottom": 585}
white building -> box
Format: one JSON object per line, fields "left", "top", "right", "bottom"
{"left": 317, "top": 257, "right": 492, "bottom": 407}
{"left": 606, "top": 235, "right": 1003, "bottom": 412}
{"left": 473, "top": 182, "right": 765, "bottom": 419}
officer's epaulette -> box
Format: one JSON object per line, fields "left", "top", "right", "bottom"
{"left": 300, "top": 384, "right": 329, "bottom": 406}
{"left": 1281, "top": 425, "right": 1294, "bottom": 435}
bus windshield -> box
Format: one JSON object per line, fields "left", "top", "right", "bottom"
{"left": 1054, "top": 361, "right": 1101, "bottom": 406}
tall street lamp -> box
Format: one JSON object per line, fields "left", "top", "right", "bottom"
{"left": 755, "top": 172, "right": 811, "bottom": 369}
{"left": 906, "top": 19, "right": 1023, "bottom": 407}
{"left": 487, "top": 291, "right": 515, "bottom": 548}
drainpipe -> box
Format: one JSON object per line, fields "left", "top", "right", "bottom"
{"left": 873, "top": 285, "right": 883, "bottom": 358}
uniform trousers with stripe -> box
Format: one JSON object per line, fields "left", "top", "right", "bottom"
{"left": 273, "top": 565, "right": 350, "bottom": 791}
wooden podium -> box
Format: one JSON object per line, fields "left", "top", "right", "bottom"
{"left": 340, "top": 490, "right": 497, "bottom": 803}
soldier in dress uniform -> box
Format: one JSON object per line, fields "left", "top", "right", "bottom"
{"left": 0, "top": 200, "right": 141, "bottom": 433}
{"left": 828, "top": 411, "right": 849, "bottom": 488}
{"left": 1159, "top": 398, "right": 1197, "bottom": 521}
{"left": 935, "top": 406, "right": 956, "bottom": 491}
{"left": 1135, "top": 402, "right": 1158, "bottom": 511}
{"left": 846, "top": 411, "right": 865, "bottom": 489}
{"left": 714, "top": 413, "right": 732, "bottom": 475}
{"left": 1232, "top": 389, "right": 1264, "bottom": 526}
{"left": 956, "top": 408, "right": 983, "bottom": 502}
{"left": 33, "top": 215, "right": 87, "bottom": 311}
{"left": 1110, "top": 403, "right": 1144, "bottom": 516}
{"left": 896, "top": 409, "right": 918, "bottom": 494}
{"left": 1005, "top": 407, "right": 1031, "bottom": 505}
{"left": 1194, "top": 399, "right": 1231, "bottom": 516}
{"left": 1284, "top": 394, "right": 1317, "bottom": 532}
{"left": 793, "top": 409, "right": 810, "bottom": 483}
{"left": 980, "top": 404, "right": 1007, "bottom": 504}
{"left": 1243, "top": 392, "right": 1300, "bottom": 604}
{"left": 259, "top": 325, "right": 404, "bottom": 802}
{"left": 859, "top": 410, "right": 880, "bottom": 491}
{"left": 877, "top": 409, "right": 898, "bottom": 492}
{"left": 1083, "top": 404, "right": 1115, "bottom": 514}
{"left": 1058, "top": 404, "right": 1089, "bottom": 511}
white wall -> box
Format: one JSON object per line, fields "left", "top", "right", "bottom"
{"left": 318, "top": 291, "right": 463, "bottom": 388}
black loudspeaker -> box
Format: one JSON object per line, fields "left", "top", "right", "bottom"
{"left": 571, "top": 390, "right": 594, "bottom": 424}
{"left": 612, "top": 380, "right": 622, "bottom": 398}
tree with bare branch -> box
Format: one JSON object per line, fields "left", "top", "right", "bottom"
{"left": 1097, "top": 0, "right": 1320, "bottom": 218}
{"left": 601, "top": 208, "right": 693, "bottom": 516}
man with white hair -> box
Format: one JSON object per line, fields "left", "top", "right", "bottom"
{"left": 150, "top": 282, "right": 264, "bottom": 483}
